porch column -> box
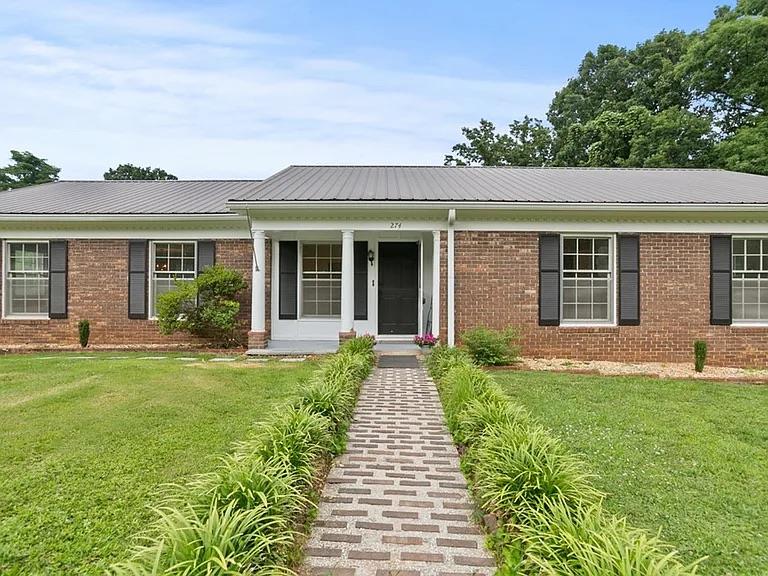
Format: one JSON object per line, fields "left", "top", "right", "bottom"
{"left": 432, "top": 230, "right": 441, "bottom": 338}
{"left": 249, "top": 230, "right": 268, "bottom": 349}
{"left": 339, "top": 229, "right": 356, "bottom": 340}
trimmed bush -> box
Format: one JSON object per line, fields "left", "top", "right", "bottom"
{"left": 78, "top": 319, "right": 90, "bottom": 348}
{"left": 110, "top": 337, "right": 375, "bottom": 575}
{"left": 428, "top": 352, "right": 701, "bottom": 576}
{"left": 156, "top": 265, "right": 248, "bottom": 347}
{"left": 460, "top": 326, "right": 521, "bottom": 366}
{"left": 694, "top": 340, "right": 707, "bottom": 372}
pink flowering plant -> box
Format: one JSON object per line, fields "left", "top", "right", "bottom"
{"left": 414, "top": 332, "right": 438, "bottom": 347}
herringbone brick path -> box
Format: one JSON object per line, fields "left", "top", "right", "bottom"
{"left": 304, "top": 362, "right": 495, "bottom": 576}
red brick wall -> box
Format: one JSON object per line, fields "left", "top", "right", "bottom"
{"left": 451, "top": 231, "right": 768, "bottom": 367}
{"left": 0, "top": 239, "right": 258, "bottom": 349}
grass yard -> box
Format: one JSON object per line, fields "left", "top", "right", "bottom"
{"left": 494, "top": 370, "right": 768, "bottom": 576}
{"left": 0, "top": 353, "right": 317, "bottom": 575}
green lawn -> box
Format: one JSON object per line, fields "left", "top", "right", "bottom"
{"left": 494, "top": 369, "right": 768, "bottom": 576}
{"left": 0, "top": 353, "right": 317, "bottom": 575}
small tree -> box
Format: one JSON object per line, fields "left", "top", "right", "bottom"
{"left": 157, "top": 265, "right": 247, "bottom": 347}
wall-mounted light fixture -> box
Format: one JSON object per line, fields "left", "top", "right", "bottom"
{"left": 367, "top": 249, "right": 375, "bottom": 266}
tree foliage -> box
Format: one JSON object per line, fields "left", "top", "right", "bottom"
{"left": 445, "top": 117, "right": 553, "bottom": 166}
{"left": 446, "top": 0, "right": 768, "bottom": 175}
{"left": 156, "top": 265, "right": 248, "bottom": 347}
{"left": 104, "top": 163, "right": 178, "bottom": 180}
{"left": 0, "top": 150, "right": 60, "bottom": 189}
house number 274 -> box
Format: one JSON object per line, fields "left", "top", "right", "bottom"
{"left": 390, "top": 222, "right": 402, "bottom": 229}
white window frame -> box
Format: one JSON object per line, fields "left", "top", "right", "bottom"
{"left": 559, "top": 234, "right": 617, "bottom": 327}
{"left": 731, "top": 235, "right": 768, "bottom": 326}
{"left": 148, "top": 240, "right": 198, "bottom": 319}
{"left": 2, "top": 240, "right": 51, "bottom": 320}
{"left": 299, "top": 241, "right": 342, "bottom": 319}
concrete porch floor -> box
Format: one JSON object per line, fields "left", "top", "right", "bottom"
{"left": 246, "top": 340, "right": 422, "bottom": 356}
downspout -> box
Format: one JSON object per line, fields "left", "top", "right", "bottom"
{"left": 246, "top": 210, "right": 260, "bottom": 272}
{"left": 447, "top": 208, "right": 456, "bottom": 347}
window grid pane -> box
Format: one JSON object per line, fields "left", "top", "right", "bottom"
{"left": 732, "top": 237, "right": 768, "bottom": 321}
{"left": 301, "top": 243, "right": 342, "bottom": 318}
{"left": 152, "top": 242, "right": 197, "bottom": 315}
{"left": 561, "top": 236, "right": 612, "bottom": 323}
{"left": 6, "top": 242, "right": 49, "bottom": 315}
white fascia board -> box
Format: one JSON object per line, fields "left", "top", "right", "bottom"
{"left": 228, "top": 200, "right": 768, "bottom": 212}
{"left": 455, "top": 221, "right": 768, "bottom": 233}
{"left": 0, "top": 213, "right": 245, "bottom": 222}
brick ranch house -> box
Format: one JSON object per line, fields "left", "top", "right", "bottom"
{"left": 0, "top": 166, "right": 767, "bottom": 366}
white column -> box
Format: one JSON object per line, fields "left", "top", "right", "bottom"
{"left": 447, "top": 210, "right": 456, "bottom": 347}
{"left": 432, "top": 230, "right": 441, "bottom": 338}
{"left": 340, "top": 230, "right": 355, "bottom": 333}
{"left": 251, "top": 230, "right": 266, "bottom": 333}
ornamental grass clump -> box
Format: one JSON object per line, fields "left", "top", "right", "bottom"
{"left": 426, "top": 347, "right": 701, "bottom": 576}
{"left": 519, "top": 498, "right": 702, "bottom": 575}
{"left": 111, "top": 337, "right": 375, "bottom": 576}
{"left": 472, "top": 423, "right": 602, "bottom": 517}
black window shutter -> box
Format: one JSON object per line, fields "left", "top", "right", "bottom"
{"left": 354, "top": 241, "right": 368, "bottom": 320}
{"left": 128, "top": 240, "right": 148, "bottom": 319}
{"left": 710, "top": 235, "right": 732, "bottom": 325}
{"left": 279, "top": 241, "right": 298, "bottom": 320}
{"left": 618, "top": 235, "right": 640, "bottom": 325}
{"left": 48, "top": 240, "right": 68, "bottom": 319}
{"left": 539, "top": 234, "right": 560, "bottom": 326}
{"left": 197, "top": 241, "right": 215, "bottom": 273}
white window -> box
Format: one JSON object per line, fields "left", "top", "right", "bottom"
{"left": 4, "top": 242, "right": 50, "bottom": 317}
{"left": 301, "top": 243, "right": 341, "bottom": 318}
{"left": 732, "top": 237, "right": 768, "bottom": 322}
{"left": 561, "top": 235, "right": 614, "bottom": 324}
{"left": 150, "top": 241, "right": 197, "bottom": 316}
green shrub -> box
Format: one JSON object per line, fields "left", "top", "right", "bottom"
{"left": 519, "top": 498, "right": 702, "bottom": 575}
{"left": 156, "top": 265, "right": 248, "bottom": 347}
{"left": 460, "top": 326, "right": 521, "bottom": 366}
{"left": 110, "top": 343, "right": 375, "bottom": 575}
{"left": 339, "top": 334, "right": 376, "bottom": 358}
{"left": 429, "top": 349, "right": 700, "bottom": 576}
{"left": 694, "top": 340, "right": 707, "bottom": 372}
{"left": 472, "top": 423, "right": 602, "bottom": 517}
{"left": 425, "top": 344, "right": 474, "bottom": 380}
{"left": 77, "top": 319, "right": 90, "bottom": 348}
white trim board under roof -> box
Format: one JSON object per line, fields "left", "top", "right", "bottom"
{"left": 228, "top": 165, "right": 768, "bottom": 206}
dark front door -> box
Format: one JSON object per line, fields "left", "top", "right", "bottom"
{"left": 378, "top": 242, "right": 419, "bottom": 335}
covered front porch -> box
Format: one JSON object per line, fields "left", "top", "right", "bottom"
{"left": 244, "top": 212, "right": 454, "bottom": 350}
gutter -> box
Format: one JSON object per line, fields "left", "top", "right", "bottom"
{"left": 227, "top": 200, "right": 768, "bottom": 212}
{"left": 0, "top": 213, "right": 246, "bottom": 222}
{"left": 447, "top": 209, "right": 456, "bottom": 347}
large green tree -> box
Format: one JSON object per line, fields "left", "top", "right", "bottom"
{"left": 446, "top": 0, "right": 768, "bottom": 175}
{"left": 104, "top": 164, "right": 178, "bottom": 180}
{"left": 0, "top": 150, "right": 60, "bottom": 189}
{"left": 444, "top": 117, "right": 553, "bottom": 166}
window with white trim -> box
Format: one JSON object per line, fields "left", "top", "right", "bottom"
{"left": 301, "top": 243, "right": 341, "bottom": 317}
{"left": 150, "top": 242, "right": 197, "bottom": 316}
{"left": 732, "top": 237, "right": 768, "bottom": 322}
{"left": 5, "top": 242, "right": 50, "bottom": 317}
{"left": 561, "top": 236, "right": 614, "bottom": 323}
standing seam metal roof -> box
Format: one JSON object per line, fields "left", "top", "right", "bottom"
{"left": 230, "top": 166, "right": 768, "bottom": 204}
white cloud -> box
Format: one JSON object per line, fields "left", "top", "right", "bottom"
{"left": 0, "top": 1, "right": 560, "bottom": 179}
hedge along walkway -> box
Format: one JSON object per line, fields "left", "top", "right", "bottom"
{"left": 304, "top": 359, "right": 495, "bottom": 576}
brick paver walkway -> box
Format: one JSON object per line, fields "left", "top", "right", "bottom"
{"left": 304, "top": 361, "right": 495, "bottom": 576}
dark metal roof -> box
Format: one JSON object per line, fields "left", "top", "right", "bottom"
{"left": 232, "top": 166, "right": 768, "bottom": 204}
{"left": 0, "top": 180, "right": 262, "bottom": 215}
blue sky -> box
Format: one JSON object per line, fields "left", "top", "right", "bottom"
{"left": 0, "top": 0, "right": 728, "bottom": 179}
